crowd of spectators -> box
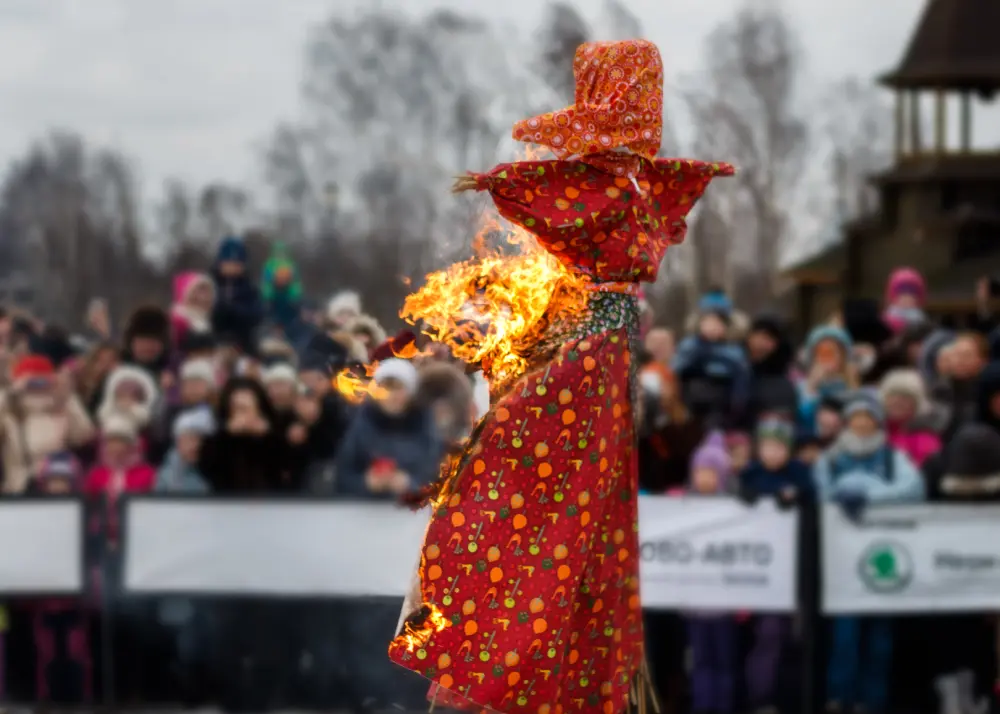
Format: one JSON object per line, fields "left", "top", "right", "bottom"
{"left": 1, "top": 235, "right": 999, "bottom": 714}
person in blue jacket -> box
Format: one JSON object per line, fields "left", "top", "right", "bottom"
{"left": 672, "top": 290, "right": 751, "bottom": 429}
{"left": 797, "top": 325, "right": 856, "bottom": 437}
{"left": 812, "top": 390, "right": 925, "bottom": 714}
{"left": 335, "top": 358, "right": 442, "bottom": 499}
{"left": 737, "top": 414, "right": 813, "bottom": 711}
{"left": 210, "top": 236, "right": 264, "bottom": 353}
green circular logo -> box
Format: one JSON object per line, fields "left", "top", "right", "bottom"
{"left": 857, "top": 540, "right": 913, "bottom": 593}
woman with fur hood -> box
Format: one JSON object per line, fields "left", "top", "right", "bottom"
{"left": 878, "top": 368, "right": 943, "bottom": 465}
{"left": 170, "top": 271, "right": 215, "bottom": 351}
{"left": 347, "top": 315, "right": 387, "bottom": 362}
{"left": 0, "top": 355, "right": 96, "bottom": 494}
{"left": 97, "top": 365, "right": 160, "bottom": 434}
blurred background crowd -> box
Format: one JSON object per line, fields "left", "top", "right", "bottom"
{"left": 2, "top": 233, "right": 1000, "bottom": 714}
{"left": 2, "top": 0, "right": 1000, "bottom": 712}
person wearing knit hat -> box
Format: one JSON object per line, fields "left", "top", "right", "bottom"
{"left": 211, "top": 236, "right": 264, "bottom": 355}
{"left": 170, "top": 271, "right": 215, "bottom": 351}
{"left": 158, "top": 406, "right": 214, "bottom": 493}
{"left": 814, "top": 390, "right": 925, "bottom": 714}
{"left": 744, "top": 314, "right": 798, "bottom": 426}
{"left": 260, "top": 241, "right": 303, "bottom": 336}
{"left": 335, "top": 355, "right": 441, "bottom": 501}
{"left": 738, "top": 413, "right": 811, "bottom": 711}
{"left": 326, "top": 290, "right": 362, "bottom": 329}
{"left": 879, "top": 368, "right": 941, "bottom": 466}
{"left": 262, "top": 362, "right": 300, "bottom": 415}
{"left": 180, "top": 357, "right": 217, "bottom": 394}
{"left": 690, "top": 431, "right": 732, "bottom": 495}
{"left": 798, "top": 324, "right": 857, "bottom": 438}
{"left": 672, "top": 292, "right": 751, "bottom": 429}
{"left": 883, "top": 267, "right": 927, "bottom": 335}
{"left": 686, "top": 431, "right": 739, "bottom": 714}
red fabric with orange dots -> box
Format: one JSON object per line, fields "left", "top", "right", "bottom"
{"left": 464, "top": 157, "right": 734, "bottom": 284}
{"left": 389, "top": 331, "right": 640, "bottom": 714}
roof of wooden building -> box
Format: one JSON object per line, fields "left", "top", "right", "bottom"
{"left": 880, "top": 0, "right": 1000, "bottom": 92}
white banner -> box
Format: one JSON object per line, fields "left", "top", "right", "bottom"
{"left": 638, "top": 496, "right": 799, "bottom": 612}
{"left": 123, "top": 499, "right": 428, "bottom": 597}
{"left": 822, "top": 503, "right": 1000, "bottom": 613}
{"left": 0, "top": 499, "right": 82, "bottom": 593}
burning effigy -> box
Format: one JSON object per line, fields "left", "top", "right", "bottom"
{"left": 372, "top": 39, "right": 734, "bottom": 714}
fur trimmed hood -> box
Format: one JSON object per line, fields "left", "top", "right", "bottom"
{"left": 97, "top": 364, "right": 160, "bottom": 430}
{"left": 347, "top": 314, "right": 387, "bottom": 349}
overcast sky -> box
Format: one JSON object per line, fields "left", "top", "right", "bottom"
{"left": 1, "top": 0, "right": 997, "bottom": 200}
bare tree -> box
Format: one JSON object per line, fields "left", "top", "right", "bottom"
{"left": 599, "top": 0, "right": 642, "bottom": 41}
{"left": 537, "top": 3, "right": 591, "bottom": 101}
{"left": 263, "top": 6, "right": 555, "bottom": 315}
{"left": 682, "top": 3, "right": 809, "bottom": 307}
{"left": 0, "top": 131, "right": 167, "bottom": 323}
{"left": 818, "top": 77, "right": 893, "bottom": 223}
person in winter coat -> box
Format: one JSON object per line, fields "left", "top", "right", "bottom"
{"left": 75, "top": 341, "right": 119, "bottom": 417}
{"left": 686, "top": 431, "right": 738, "bottom": 714}
{"left": 672, "top": 291, "right": 751, "bottom": 429}
{"left": 637, "top": 362, "right": 705, "bottom": 494}
{"left": 170, "top": 271, "right": 214, "bottom": 351}
{"left": 31, "top": 455, "right": 94, "bottom": 704}
{"left": 210, "top": 236, "right": 264, "bottom": 353}
{"left": 326, "top": 290, "right": 362, "bottom": 330}
{"left": 882, "top": 267, "right": 927, "bottom": 335}
{"left": 84, "top": 415, "right": 157, "bottom": 537}
{"left": 0, "top": 355, "right": 95, "bottom": 494}
{"left": 921, "top": 423, "right": 1000, "bottom": 714}
{"left": 96, "top": 364, "right": 161, "bottom": 462}
{"left": 156, "top": 406, "right": 214, "bottom": 494}
{"left": 644, "top": 327, "right": 675, "bottom": 367}
{"left": 942, "top": 332, "right": 988, "bottom": 440}
{"left": 415, "top": 361, "right": 476, "bottom": 451}
{"left": 120, "top": 306, "right": 171, "bottom": 382}
{"left": 347, "top": 315, "right": 387, "bottom": 362}
{"left": 878, "top": 368, "right": 942, "bottom": 465}
{"left": 335, "top": 358, "right": 442, "bottom": 499}
{"left": 154, "top": 406, "right": 214, "bottom": 699}
{"left": 737, "top": 415, "right": 812, "bottom": 711}
{"left": 745, "top": 314, "right": 798, "bottom": 426}
{"left": 293, "top": 347, "right": 352, "bottom": 492}
{"left": 813, "top": 392, "right": 925, "bottom": 714}
{"left": 260, "top": 242, "right": 303, "bottom": 337}
{"left": 198, "top": 376, "right": 290, "bottom": 492}
{"left": 798, "top": 325, "right": 857, "bottom": 437}
{"left": 879, "top": 369, "right": 944, "bottom": 467}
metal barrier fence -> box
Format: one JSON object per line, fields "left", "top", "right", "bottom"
{"left": 1, "top": 495, "right": 997, "bottom": 713}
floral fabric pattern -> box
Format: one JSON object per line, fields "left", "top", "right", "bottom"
{"left": 463, "top": 158, "right": 735, "bottom": 283}
{"left": 513, "top": 40, "right": 664, "bottom": 178}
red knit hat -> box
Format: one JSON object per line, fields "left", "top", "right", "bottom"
{"left": 13, "top": 355, "right": 55, "bottom": 383}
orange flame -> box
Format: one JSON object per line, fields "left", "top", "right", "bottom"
{"left": 401, "top": 219, "right": 588, "bottom": 395}
{"left": 396, "top": 603, "right": 450, "bottom": 652}
{"left": 334, "top": 145, "right": 591, "bottom": 402}
{"left": 333, "top": 364, "right": 383, "bottom": 404}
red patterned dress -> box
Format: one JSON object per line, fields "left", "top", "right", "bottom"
{"left": 389, "top": 39, "right": 733, "bottom": 714}
{"left": 389, "top": 156, "right": 732, "bottom": 714}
